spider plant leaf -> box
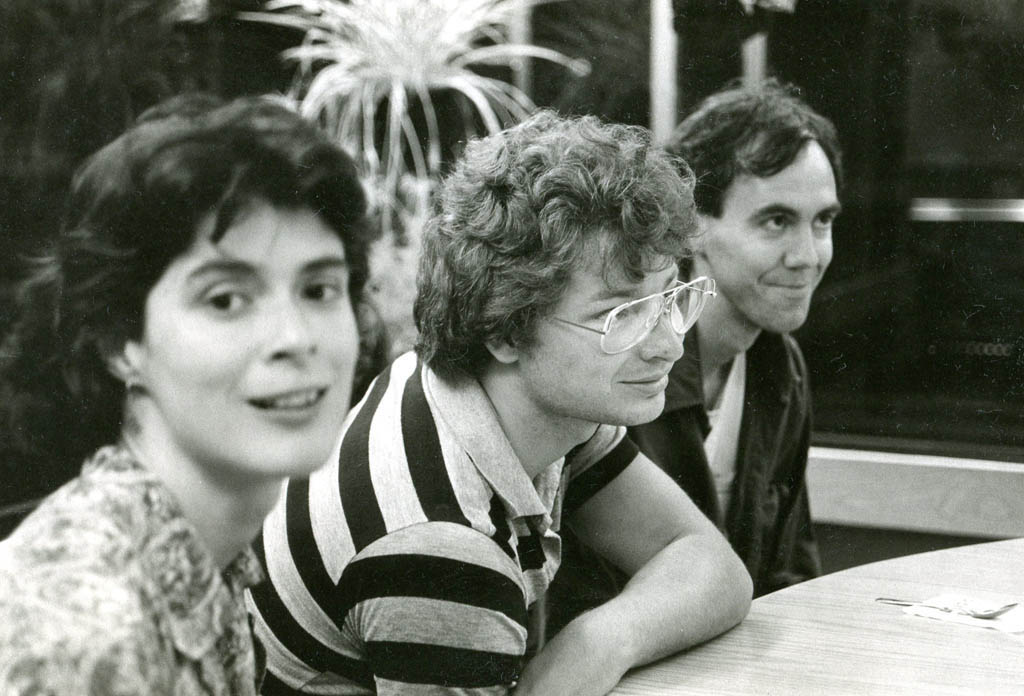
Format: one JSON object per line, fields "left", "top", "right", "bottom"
{"left": 244, "top": 0, "right": 583, "bottom": 237}
{"left": 411, "top": 82, "right": 443, "bottom": 173}
{"left": 400, "top": 113, "right": 429, "bottom": 182}
{"left": 442, "top": 75, "right": 503, "bottom": 133}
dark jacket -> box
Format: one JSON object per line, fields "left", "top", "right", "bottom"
{"left": 547, "top": 329, "right": 821, "bottom": 635}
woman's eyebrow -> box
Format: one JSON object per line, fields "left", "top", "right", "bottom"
{"left": 185, "top": 255, "right": 348, "bottom": 283}
{"left": 185, "top": 259, "right": 256, "bottom": 283}
{"left": 302, "top": 256, "right": 348, "bottom": 274}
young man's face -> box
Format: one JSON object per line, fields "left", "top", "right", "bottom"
{"left": 509, "top": 246, "right": 685, "bottom": 434}
{"left": 694, "top": 140, "right": 840, "bottom": 337}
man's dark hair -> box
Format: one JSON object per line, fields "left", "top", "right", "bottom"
{"left": 667, "top": 79, "right": 843, "bottom": 217}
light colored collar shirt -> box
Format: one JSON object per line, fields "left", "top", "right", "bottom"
{"left": 0, "top": 444, "right": 265, "bottom": 695}
{"left": 703, "top": 352, "right": 746, "bottom": 519}
{"left": 249, "top": 352, "right": 634, "bottom": 693}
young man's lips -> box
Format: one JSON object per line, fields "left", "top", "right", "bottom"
{"left": 623, "top": 374, "right": 670, "bottom": 388}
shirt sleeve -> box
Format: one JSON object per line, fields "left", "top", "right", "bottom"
{"left": 562, "top": 425, "right": 639, "bottom": 516}
{"left": 762, "top": 397, "right": 822, "bottom": 594}
{"left": 345, "top": 522, "right": 529, "bottom": 695}
{"left": 760, "top": 337, "right": 822, "bottom": 594}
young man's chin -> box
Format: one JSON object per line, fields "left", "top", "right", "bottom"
{"left": 612, "top": 393, "right": 668, "bottom": 427}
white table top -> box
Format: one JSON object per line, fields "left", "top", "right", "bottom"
{"left": 611, "top": 538, "right": 1024, "bottom": 695}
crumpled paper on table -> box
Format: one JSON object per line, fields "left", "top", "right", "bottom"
{"left": 904, "top": 593, "right": 1024, "bottom": 633}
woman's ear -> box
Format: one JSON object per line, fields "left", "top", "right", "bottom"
{"left": 484, "top": 337, "right": 519, "bottom": 365}
{"left": 101, "top": 338, "right": 145, "bottom": 389}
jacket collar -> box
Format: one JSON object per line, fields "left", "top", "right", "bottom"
{"left": 664, "top": 329, "right": 705, "bottom": 412}
{"left": 663, "top": 329, "right": 801, "bottom": 413}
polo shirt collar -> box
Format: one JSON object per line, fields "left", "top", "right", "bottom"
{"left": 425, "top": 365, "right": 556, "bottom": 521}
{"left": 664, "top": 330, "right": 801, "bottom": 414}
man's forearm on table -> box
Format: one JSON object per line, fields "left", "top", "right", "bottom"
{"left": 577, "top": 529, "right": 753, "bottom": 667}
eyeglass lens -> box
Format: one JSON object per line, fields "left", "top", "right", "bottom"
{"left": 604, "top": 280, "right": 711, "bottom": 353}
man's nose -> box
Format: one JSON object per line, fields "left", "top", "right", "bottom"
{"left": 640, "top": 303, "right": 685, "bottom": 362}
{"left": 784, "top": 227, "right": 820, "bottom": 268}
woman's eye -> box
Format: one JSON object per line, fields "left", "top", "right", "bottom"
{"left": 304, "top": 281, "right": 344, "bottom": 302}
{"left": 207, "top": 291, "right": 248, "bottom": 313}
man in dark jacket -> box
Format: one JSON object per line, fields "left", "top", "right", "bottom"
{"left": 548, "top": 79, "right": 843, "bottom": 632}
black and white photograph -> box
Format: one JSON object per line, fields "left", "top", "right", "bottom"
{"left": 1, "top": 1, "right": 1022, "bottom": 694}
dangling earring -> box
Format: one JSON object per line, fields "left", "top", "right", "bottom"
{"left": 124, "top": 374, "right": 143, "bottom": 393}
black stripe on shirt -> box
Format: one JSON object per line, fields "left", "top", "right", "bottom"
{"left": 284, "top": 477, "right": 343, "bottom": 623}
{"left": 249, "top": 535, "right": 375, "bottom": 688}
{"left": 338, "top": 364, "right": 392, "bottom": 552}
{"left": 562, "top": 435, "right": 639, "bottom": 515}
{"left": 259, "top": 669, "right": 309, "bottom": 696}
{"left": 487, "top": 496, "right": 516, "bottom": 561}
{"left": 516, "top": 528, "right": 546, "bottom": 571}
{"left": 339, "top": 553, "right": 528, "bottom": 628}
{"left": 366, "top": 641, "right": 522, "bottom": 688}
{"left": 401, "top": 362, "right": 471, "bottom": 526}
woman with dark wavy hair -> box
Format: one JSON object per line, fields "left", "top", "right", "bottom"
{"left": 0, "top": 94, "right": 370, "bottom": 694}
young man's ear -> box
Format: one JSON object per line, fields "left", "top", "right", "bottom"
{"left": 694, "top": 212, "right": 712, "bottom": 249}
{"left": 484, "top": 337, "right": 519, "bottom": 365}
{"left": 689, "top": 211, "right": 715, "bottom": 267}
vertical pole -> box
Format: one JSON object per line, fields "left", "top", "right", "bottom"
{"left": 650, "top": 0, "right": 677, "bottom": 145}
{"left": 741, "top": 31, "right": 768, "bottom": 84}
{"left": 511, "top": 3, "right": 534, "bottom": 98}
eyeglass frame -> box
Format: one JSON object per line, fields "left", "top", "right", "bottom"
{"left": 551, "top": 276, "right": 717, "bottom": 355}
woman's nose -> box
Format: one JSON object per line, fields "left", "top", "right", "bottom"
{"left": 268, "top": 300, "right": 317, "bottom": 360}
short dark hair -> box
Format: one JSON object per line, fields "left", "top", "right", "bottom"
{"left": 667, "top": 79, "right": 843, "bottom": 217}
{"left": 0, "top": 93, "right": 370, "bottom": 473}
{"left": 414, "top": 109, "right": 698, "bottom": 380}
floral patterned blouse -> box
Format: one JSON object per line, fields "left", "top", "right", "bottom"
{"left": 0, "top": 445, "right": 265, "bottom": 695}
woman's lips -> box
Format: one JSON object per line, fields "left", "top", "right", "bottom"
{"left": 249, "top": 387, "right": 327, "bottom": 410}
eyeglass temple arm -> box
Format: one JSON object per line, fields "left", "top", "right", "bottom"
{"left": 551, "top": 316, "right": 608, "bottom": 336}
{"left": 686, "top": 276, "right": 717, "bottom": 296}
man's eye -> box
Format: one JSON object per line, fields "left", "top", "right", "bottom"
{"left": 763, "top": 214, "right": 788, "bottom": 231}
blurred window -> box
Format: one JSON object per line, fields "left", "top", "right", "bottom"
{"left": 772, "top": 0, "right": 1024, "bottom": 461}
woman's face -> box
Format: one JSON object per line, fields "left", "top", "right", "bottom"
{"left": 120, "top": 202, "right": 359, "bottom": 484}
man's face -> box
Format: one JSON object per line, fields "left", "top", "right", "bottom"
{"left": 508, "top": 246, "right": 685, "bottom": 436}
{"left": 694, "top": 140, "right": 840, "bottom": 336}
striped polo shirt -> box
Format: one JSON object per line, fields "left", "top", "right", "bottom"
{"left": 246, "top": 352, "right": 638, "bottom": 695}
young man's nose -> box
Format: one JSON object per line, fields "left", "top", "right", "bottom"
{"left": 640, "top": 307, "right": 685, "bottom": 362}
